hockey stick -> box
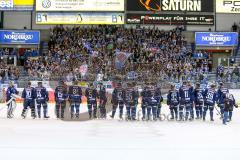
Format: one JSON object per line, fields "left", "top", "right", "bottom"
{"left": 214, "top": 106, "right": 222, "bottom": 117}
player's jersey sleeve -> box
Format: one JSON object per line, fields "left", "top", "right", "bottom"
{"left": 22, "top": 88, "right": 26, "bottom": 99}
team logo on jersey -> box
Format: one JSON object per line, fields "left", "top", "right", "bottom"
{"left": 42, "top": 0, "right": 51, "bottom": 8}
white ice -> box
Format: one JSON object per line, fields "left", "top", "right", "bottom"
{"left": 0, "top": 91, "right": 240, "bottom": 160}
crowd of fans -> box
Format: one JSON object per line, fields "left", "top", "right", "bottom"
{"left": 21, "top": 25, "right": 213, "bottom": 83}
{"left": 0, "top": 60, "right": 19, "bottom": 82}
{"left": 1, "top": 25, "right": 239, "bottom": 85}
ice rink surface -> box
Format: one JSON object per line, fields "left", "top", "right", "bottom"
{"left": 1, "top": 91, "right": 240, "bottom": 160}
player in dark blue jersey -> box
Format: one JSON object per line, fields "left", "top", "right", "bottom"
{"left": 68, "top": 80, "right": 82, "bottom": 119}
{"left": 188, "top": 82, "right": 195, "bottom": 120}
{"left": 179, "top": 81, "right": 194, "bottom": 121}
{"left": 141, "top": 84, "right": 149, "bottom": 120}
{"left": 123, "top": 82, "right": 139, "bottom": 121}
{"left": 6, "top": 81, "right": 19, "bottom": 118}
{"left": 35, "top": 82, "right": 49, "bottom": 119}
{"left": 203, "top": 84, "right": 218, "bottom": 121}
{"left": 111, "top": 82, "right": 124, "bottom": 119}
{"left": 155, "top": 84, "right": 163, "bottom": 120}
{"left": 217, "top": 82, "right": 229, "bottom": 118}
{"left": 99, "top": 83, "right": 107, "bottom": 119}
{"left": 223, "top": 93, "right": 238, "bottom": 125}
{"left": 85, "top": 83, "right": 98, "bottom": 119}
{"left": 146, "top": 84, "right": 159, "bottom": 121}
{"left": 21, "top": 82, "right": 36, "bottom": 119}
{"left": 193, "top": 83, "right": 204, "bottom": 119}
{"left": 55, "top": 81, "right": 68, "bottom": 119}
{"left": 167, "top": 84, "right": 179, "bottom": 120}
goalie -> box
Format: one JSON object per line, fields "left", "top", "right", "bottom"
{"left": 6, "top": 81, "right": 19, "bottom": 118}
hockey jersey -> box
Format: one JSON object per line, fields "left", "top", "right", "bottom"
{"left": 204, "top": 89, "right": 218, "bottom": 106}
{"left": 99, "top": 86, "right": 107, "bottom": 101}
{"left": 217, "top": 87, "right": 229, "bottom": 105}
{"left": 154, "top": 87, "right": 163, "bottom": 103}
{"left": 54, "top": 85, "right": 68, "bottom": 102}
{"left": 123, "top": 87, "right": 138, "bottom": 105}
{"left": 6, "top": 86, "right": 18, "bottom": 101}
{"left": 112, "top": 87, "right": 124, "bottom": 103}
{"left": 179, "top": 85, "right": 193, "bottom": 104}
{"left": 147, "top": 87, "right": 159, "bottom": 106}
{"left": 141, "top": 87, "right": 149, "bottom": 104}
{"left": 167, "top": 89, "right": 179, "bottom": 106}
{"left": 35, "top": 86, "right": 49, "bottom": 102}
{"left": 85, "top": 88, "right": 98, "bottom": 102}
{"left": 193, "top": 88, "right": 204, "bottom": 104}
{"left": 22, "top": 87, "right": 35, "bottom": 101}
{"left": 68, "top": 85, "right": 82, "bottom": 102}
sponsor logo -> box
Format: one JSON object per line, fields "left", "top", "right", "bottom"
{"left": 202, "top": 34, "right": 232, "bottom": 43}
{"left": 223, "top": 0, "right": 240, "bottom": 12}
{"left": 139, "top": 0, "right": 161, "bottom": 11}
{"left": 42, "top": 0, "right": 51, "bottom": 8}
{"left": 161, "top": 0, "right": 202, "bottom": 11}
{"left": 195, "top": 32, "right": 238, "bottom": 46}
{"left": 138, "top": 0, "right": 202, "bottom": 11}
{"left": 3, "top": 32, "right": 33, "bottom": 41}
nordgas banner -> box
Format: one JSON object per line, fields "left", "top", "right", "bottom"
{"left": 216, "top": 0, "right": 240, "bottom": 13}
{"left": 36, "top": 12, "right": 124, "bottom": 25}
{"left": 195, "top": 32, "right": 238, "bottom": 46}
{"left": 127, "top": 0, "right": 214, "bottom": 12}
{"left": 0, "top": 30, "right": 40, "bottom": 45}
{"left": 0, "top": 0, "right": 34, "bottom": 11}
{"left": 36, "top": 0, "right": 124, "bottom": 11}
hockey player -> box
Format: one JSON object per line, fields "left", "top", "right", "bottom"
{"left": 223, "top": 93, "right": 238, "bottom": 125}
{"left": 155, "top": 84, "right": 163, "bottom": 120}
{"left": 167, "top": 84, "right": 179, "bottom": 120}
{"left": 179, "top": 81, "right": 194, "bottom": 121}
{"left": 35, "top": 82, "right": 49, "bottom": 119}
{"left": 21, "top": 82, "right": 36, "bottom": 119}
{"left": 193, "top": 83, "right": 204, "bottom": 119}
{"left": 6, "top": 81, "right": 18, "bottom": 118}
{"left": 146, "top": 83, "right": 159, "bottom": 121}
{"left": 111, "top": 82, "right": 124, "bottom": 119}
{"left": 123, "top": 82, "right": 138, "bottom": 121}
{"left": 54, "top": 81, "right": 68, "bottom": 119}
{"left": 99, "top": 83, "right": 107, "bottom": 119}
{"left": 68, "top": 80, "right": 82, "bottom": 119}
{"left": 85, "top": 83, "right": 98, "bottom": 119}
{"left": 217, "top": 82, "right": 229, "bottom": 118}
{"left": 203, "top": 84, "right": 218, "bottom": 121}
{"left": 188, "top": 82, "right": 195, "bottom": 120}
{"left": 141, "top": 84, "right": 149, "bottom": 120}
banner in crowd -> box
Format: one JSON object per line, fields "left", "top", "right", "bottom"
{"left": 195, "top": 32, "right": 239, "bottom": 46}
{"left": 126, "top": 14, "right": 214, "bottom": 25}
{"left": 127, "top": 0, "right": 214, "bottom": 12}
{"left": 36, "top": 12, "right": 125, "bottom": 25}
{"left": 36, "top": 0, "right": 124, "bottom": 11}
{"left": 0, "top": 30, "right": 40, "bottom": 45}
{"left": 216, "top": 0, "right": 240, "bottom": 13}
{"left": 115, "top": 51, "right": 132, "bottom": 70}
{"left": 0, "top": 0, "right": 34, "bottom": 10}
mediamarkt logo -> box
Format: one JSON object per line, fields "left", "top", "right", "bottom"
{"left": 139, "top": 0, "right": 202, "bottom": 11}
{"left": 4, "top": 32, "right": 34, "bottom": 41}
{"left": 202, "top": 34, "right": 231, "bottom": 42}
